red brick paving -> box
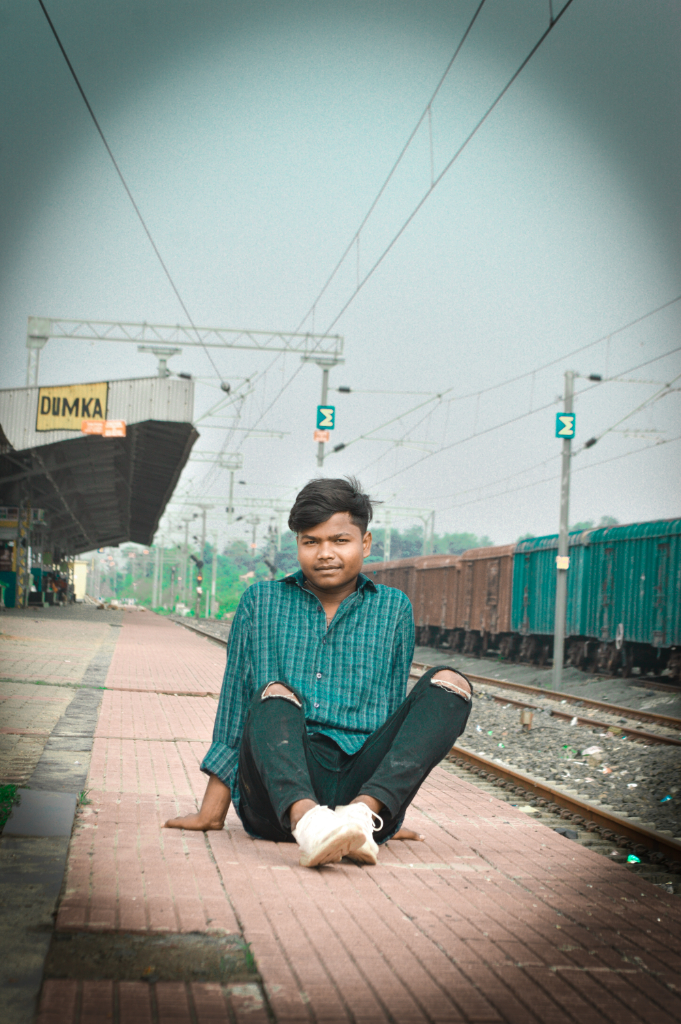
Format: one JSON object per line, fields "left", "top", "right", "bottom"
{"left": 47, "top": 611, "right": 681, "bottom": 1022}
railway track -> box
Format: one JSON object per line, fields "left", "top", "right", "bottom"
{"left": 177, "top": 623, "right": 681, "bottom": 743}
{"left": 178, "top": 618, "right": 680, "bottom": 883}
{"left": 443, "top": 748, "right": 681, "bottom": 889}
{"left": 412, "top": 661, "right": 681, "bottom": 740}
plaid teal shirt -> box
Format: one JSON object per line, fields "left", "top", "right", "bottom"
{"left": 201, "top": 569, "right": 415, "bottom": 804}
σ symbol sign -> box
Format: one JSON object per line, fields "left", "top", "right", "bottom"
{"left": 317, "top": 406, "right": 335, "bottom": 429}
{"left": 555, "top": 413, "right": 576, "bottom": 438}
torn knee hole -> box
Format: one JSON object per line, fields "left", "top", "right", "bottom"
{"left": 262, "top": 682, "right": 302, "bottom": 707}
{"left": 430, "top": 676, "right": 471, "bottom": 701}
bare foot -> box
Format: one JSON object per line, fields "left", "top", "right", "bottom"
{"left": 393, "top": 827, "right": 424, "bottom": 841}
{"left": 163, "top": 812, "right": 225, "bottom": 831}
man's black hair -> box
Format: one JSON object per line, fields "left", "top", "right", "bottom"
{"left": 288, "top": 476, "right": 378, "bottom": 535}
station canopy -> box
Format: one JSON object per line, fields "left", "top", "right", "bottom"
{"left": 0, "top": 377, "right": 197, "bottom": 554}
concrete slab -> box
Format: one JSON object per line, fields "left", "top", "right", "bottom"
{"left": 0, "top": 836, "right": 70, "bottom": 1024}
{"left": 4, "top": 789, "right": 77, "bottom": 837}
{"left": 7, "top": 610, "right": 681, "bottom": 1023}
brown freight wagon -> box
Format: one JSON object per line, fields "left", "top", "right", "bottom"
{"left": 411, "top": 555, "right": 461, "bottom": 646}
{"left": 364, "top": 557, "right": 419, "bottom": 606}
{"left": 456, "top": 545, "right": 515, "bottom": 655}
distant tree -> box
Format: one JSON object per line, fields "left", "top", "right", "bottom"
{"left": 516, "top": 532, "right": 535, "bottom": 543}
{"left": 275, "top": 532, "right": 300, "bottom": 576}
{"left": 570, "top": 516, "right": 619, "bottom": 531}
{"left": 432, "top": 532, "right": 493, "bottom": 555}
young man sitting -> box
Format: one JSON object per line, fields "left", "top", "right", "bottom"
{"left": 165, "top": 477, "right": 472, "bottom": 867}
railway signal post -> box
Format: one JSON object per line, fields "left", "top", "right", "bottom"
{"left": 301, "top": 354, "right": 344, "bottom": 467}
{"left": 552, "top": 370, "right": 575, "bottom": 690}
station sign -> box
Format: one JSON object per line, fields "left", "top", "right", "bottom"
{"left": 316, "top": 405, "right": 335, "bottom": 430}
{"left": 555, "top": 413, "right": 576, "bottom": 438}
{"left": 36, "top": 382, "right": 109, "bottom": 432}
{"left": 313, "top": 429, "right": 330, "bottom": 443}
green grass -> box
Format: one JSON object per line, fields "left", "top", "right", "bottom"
{"left": 77, "top": 789, "right": 91, "bottom": 806}
{"left": 0, "top": 784, "right": 19, "bottom": 831}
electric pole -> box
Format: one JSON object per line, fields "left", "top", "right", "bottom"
{"left": 301, "top": 354, "right": 344, "bottom": 468}
{"left": 195, "top": 506, "right": 209, "bottom": 618}
{"left": 152, "top": 544, "right": 159, "bottom": 607}
{"left": 158, "top": 543, "right": 165, "bottom": 607}
{"left": 246, "top": 515, "right": 261, "bottom": 553}
{"left": 552, "top": 370, "right": 575, "bottom": 691}
{"left": 209, "top": 533, "right": 218, "bottom": 618}
{"left": 182, "top": 519, "right": 191, "bottom": 604}
{"left": 384, "top": 511, "right": 392, "bottom": 562}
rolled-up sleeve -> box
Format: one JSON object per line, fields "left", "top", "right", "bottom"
{"left": 200, "top": 592, "right": 254, "bottom": 790}
{"left": 392, "top": 597, "right": 415, "bottom": 698}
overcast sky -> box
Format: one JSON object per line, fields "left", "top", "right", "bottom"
{"left": 2, "top": 0, "right": 680, "bottom": 549}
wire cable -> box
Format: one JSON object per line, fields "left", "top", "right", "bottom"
{"left": 321, "top": 0, "right": 577, "bottom": 338}
{"left": 329, "top": 294, "right": 681, "bottom": 459}
{"left": 37, "top": 0, "right": 225, "bottom": 384}
{"left": 232, "top": 0, "right": 576, "bottom": 444}
{"left": 435, "top": 432, "right": 681, "bottom": 513}
{"left": 294, "top": 0, "right": 489, "bottom": 334}
{"left": 371, "top": 344, "right": 681, "bottom": 487}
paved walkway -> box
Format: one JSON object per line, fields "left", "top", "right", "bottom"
{"left": 33, "top": 613, "right": 681, "bottom": 1023}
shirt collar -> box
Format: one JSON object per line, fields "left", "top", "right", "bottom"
{"left": 283, "top": 568, "right": 377, "bottom": 593}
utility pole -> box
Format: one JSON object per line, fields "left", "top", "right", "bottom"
{"left": 152, "top": 544, "right": 159, "bottom": 607}
{"left": 263, "top": 524, "right": 278, "bottom": 580}
{"left": 246, "top": 515, "right": 261, "bottom": 553}
{"left": 159, "top": 543, "right": 165, "bottom": 606}
{"left": 209, "top": 533, "right": 218, "bottom": 618}
{"left": 137, "top": 344, "right": 182, "bottom": 377}
{"left": 182, "top": 519, "right": 191, "bottom": 604}
{"left": 384, "top": 511, "right": 392, "bottom": 562}
{"left": 301, "top": 354, "right": 344, "bottom": 468}
{"left": 552, "top": 370, "right": 575, "bottom": 691}
{"left": 224, "top": 453, "right": 244, "bottom": 524}
{"left": 194, "top": 506, "right": 210, "bottom": 618}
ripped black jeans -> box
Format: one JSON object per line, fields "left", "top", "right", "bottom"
{"left": 236, "top": 665, "right": 473, "bottom": 844}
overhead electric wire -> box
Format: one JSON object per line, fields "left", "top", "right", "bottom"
{"left": 231, "top": 0, "right": 575, "bottom": 445}
{"left": 371, "top": 344, "right": 681, "bottom": 488}
{"left": 435, "top": 432, "right": 681, "bottom": 513}
{"left": 37, "top": 0, "right": 225, "bottom": 385}
{"left": 576, "top": 372, "right": 681, "bottom": 451}
{"left": 320, "top": 0, "right": 577, "bottom": 339}
{"left": 329, "top": 293, "right": 681, "bottom": 459}
{"left": 425, "top": 362, "right": 681, "bottom": 508}
{"left": 294, "top": 0, "right": 488, "bottom": 334}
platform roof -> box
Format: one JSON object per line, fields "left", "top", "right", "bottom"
{"left": 0, "top": 377, "right": 197, "bottom": 554}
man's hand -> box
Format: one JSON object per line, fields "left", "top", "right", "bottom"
{"left": 164, "top": 773, "right": 232, "bottom": 831}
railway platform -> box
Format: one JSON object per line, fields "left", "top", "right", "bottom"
{"left": 1, "top": 609, "right": 680, "bottom": 1024}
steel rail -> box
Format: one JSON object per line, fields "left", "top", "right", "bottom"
{"left": 180, "top": 630, "right": 681, "bottom": 739}
{"left": 447, "top": 746, "right": 681, "bottom": 866}
{"left": 412, "top": 662, "right": 681, "bottom": 732}
{"left": 175, "top": 622, "right": 681, "bottom": 864}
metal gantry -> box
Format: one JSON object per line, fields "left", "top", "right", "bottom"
{"left": 25, "top": 316, "right": 343, "bottom": 386}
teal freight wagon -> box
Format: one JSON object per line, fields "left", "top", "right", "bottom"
{"left": 511, "top": 519, "right": 681, "bottom": 679}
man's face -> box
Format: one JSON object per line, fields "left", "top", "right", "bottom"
{"left": 296, "top": 511, "right": 372, "bottom": 590}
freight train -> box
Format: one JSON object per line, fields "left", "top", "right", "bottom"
{"left": 365, "top": 518, "right": 681, "bottom": 682}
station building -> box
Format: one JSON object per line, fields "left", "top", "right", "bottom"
{"left": 0, "top": 376, "right": 197, "bottom": 607}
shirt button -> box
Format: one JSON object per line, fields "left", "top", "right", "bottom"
{"left": 316, "top": 672, "right": 322, "bottom": 678}
{"left": 314, "top": 702, "right": 320, "bottom": 708}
